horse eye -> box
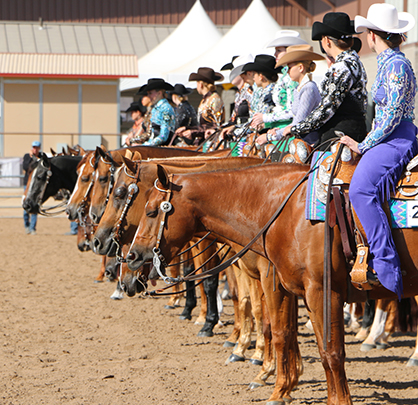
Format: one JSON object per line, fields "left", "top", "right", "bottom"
{"left": 81, "top": 176, "right": 89, "bottom": 183}
{"left": 99, "top": 176, "right": 108, "bottom": 184}
{"left": 114, "top": 187, "right": 126, "bottom": 199}
{"left": 146, "top": 209, "right": 158, "bottom": 218}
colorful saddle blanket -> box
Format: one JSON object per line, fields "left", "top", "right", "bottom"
{"left": 305, "top": 151, "right": 418, "bottom": 228}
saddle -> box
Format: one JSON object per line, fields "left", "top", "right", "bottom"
{"left": 316, "top": 144, "right": 418, "bottom": 290}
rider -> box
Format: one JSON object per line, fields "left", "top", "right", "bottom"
{"left": 283, "top": 12, "right": 368, "bottom": 150}
{"left": 340, "top": 3, "right": 417, "bottom": 298}
{"left": 174, "top": 67, "right": 225, "bottom": 146}
{"left": 124, "top": 97, "right": 148, "bottom": 146}
{"left": 140, "top": 78, "right": 176, "bottom": 147}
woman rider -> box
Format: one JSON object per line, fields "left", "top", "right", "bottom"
{"left": 340, "top": 3, "right": 417, "bottom": 298}
{"left": 283, "top": 12, "right": 368, "bottom": 150}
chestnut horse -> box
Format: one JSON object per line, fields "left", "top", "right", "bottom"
{"left": 93, "top": 155, "right": 301, "bottom": 386}
{"left": 127, "top": 162, "right": 418, "bottom": 404}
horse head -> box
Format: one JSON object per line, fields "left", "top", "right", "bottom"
{"left": 66, "top": 150, "right": 96, "bottom": 221}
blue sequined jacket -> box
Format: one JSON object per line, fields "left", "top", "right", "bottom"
{"left": 358, "top": 47, "right": 417, "bottom": 154}
{"left": 143, "top": 98, "right": 176, "bottom": 146}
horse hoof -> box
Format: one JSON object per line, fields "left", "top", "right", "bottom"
{"left": 226, "top": 354, "right": 245, "bottom": 364}
{"left": 197, "top": 330, "right": 214, "bottom": 338}
{"left": 94, "top": 279, "right": 104, "bottom": 283}
{"left": 223, "top": 341, "right": 236, "bottom": 348}
{"left": 164, "top": 305, "right": 175, "bottom": 309}
{"left": 407, "top": 358, "right": 418, "bottom": 367}
{"left": 266, "top": 401, "right": 285, "bottom": 405}
{"left": 375, "top": 342, "right": 389, "bottom": 350}
{"left": 360, "top": 343, "right": 376, "bottom": 352}
{"left": 249, "top": 358, "right": 263, "bottom": 366}
{"left": 179, "top": 314, "right": 191, "bottom": 321}
{"left": 248, "top": 382, "right": 264, "bottom": 390}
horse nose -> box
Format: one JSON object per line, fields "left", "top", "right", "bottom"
{"left": 22, "top": 199, "right": 32, "bottom": 211}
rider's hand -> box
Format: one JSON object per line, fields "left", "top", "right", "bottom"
{"left": 256, "top": 134, "right": 268, "bottom": 145}
{"left": 340, "top": 136, "right": 360, "bottom": 154}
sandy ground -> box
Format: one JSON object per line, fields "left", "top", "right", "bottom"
{"left": 1, "top": 217, "right": 418, "bottom": 405}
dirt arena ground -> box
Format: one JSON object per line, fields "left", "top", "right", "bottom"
{"left": 1, "top": 217, "right": 418, "bottom": 405}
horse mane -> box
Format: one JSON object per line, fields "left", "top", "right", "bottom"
{"left": 76, "top": 151, "right": 94, "bottom": 170}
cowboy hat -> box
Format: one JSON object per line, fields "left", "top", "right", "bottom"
{"left": 355, "top": 3, "right": 415, "bottom": 34}
{"left": 229, "top": 54, "right": 254, "bottom": 83}
{"left": 125, "top": 99, "right": 147, "bottom": 115}
{"left": 170, "top": 83, "right": 194, "bottom": 96}
{"left": 141, "top": 78, "right": 174, "bottom": 93}
{"left": 275, "top": 45, "right": 325, "bottom": 67}
{"left": 312, "top": 12, "right": 356, "bottom": 40}
{"left": 267, "top": 30, "right": 308, "bottom": 48}
{"left": 221, "top": 55, "right": 239, "bottom": 71}
{"left": 242, "top": 54, "right": 279, "bottom": 76}
{"left": 188, "top": 67, "right": 224, "bottom": 84}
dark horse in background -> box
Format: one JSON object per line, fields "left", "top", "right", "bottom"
{"left": 23, "top": 152, "right": 82, "bottom": 214}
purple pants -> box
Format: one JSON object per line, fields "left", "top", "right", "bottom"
{"left": 350, "top": 120, "right": 418, "bottom": 299}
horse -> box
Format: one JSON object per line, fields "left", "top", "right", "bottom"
{"left": 23, "top": 153, "right": 82, "bottom": 214}
{"left": 126, "top": 162, "right": 418, "bottom": 404}
{"left": 93, "top": 154, "right": 300, "bottom": 384}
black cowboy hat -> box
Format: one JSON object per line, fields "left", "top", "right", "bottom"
{"left": 188, "top": 67, "right": 224, "bottom": 84}
{"left": 221, "top": 55, "right": 239, "bottom": 71}
{"left": 125, "top": 98, "right": 147, "bottom": 115}
{"left": 170, "top": 83, "right": 194, "bottom": 96}
{"left": 135, "top": 84, "right": 147, "bottom": 96}
{"left": 312, "top": 12, "right": 356, "bottom": 41}
{"left": 141, "top": 78, "right": 174, "bottom": 93}
{"left": 242, "top": 54, "right": 279, "bottom": 76}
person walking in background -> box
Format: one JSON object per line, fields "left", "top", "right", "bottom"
{"left": 23, "top": 141, "right": 41, "bottom": 235}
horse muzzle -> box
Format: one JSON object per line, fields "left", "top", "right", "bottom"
{"left": 22, "top": 198, "right": 39, "bottom": 214}
{"left": 126, "top": 246, "right": 153, "bottom": 271}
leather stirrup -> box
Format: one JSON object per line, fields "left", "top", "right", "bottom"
{"left": 350, "top": 244, "right": 372, "bottom": 291}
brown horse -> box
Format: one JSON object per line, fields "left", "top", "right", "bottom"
{"left": 93, "top": 155, "right": 301, "bottom": 388}
{"left": 127, "top": 162, "right": 418, "bottom": 404}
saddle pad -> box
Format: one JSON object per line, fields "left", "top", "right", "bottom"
{"left": 305, "top": 152, "right": 418, "bottom": 228}
{"left": 229, "top": 141, "right": 246, "bottom": 157}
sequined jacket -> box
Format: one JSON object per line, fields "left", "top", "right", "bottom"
{"left": 189, "top": 91, "right": 225, "bottom": 141}
{"left": 250, "top": 82, "right": 276, "bottom": 115}
{"left": 142, "top": 98, "right": 176, "bottom": 146}
{"left": 263, "top": 72, "right": 297, "bottom": 124}
{"left": 291, "top": 50, "right": 368, "bottom": 136}
{"left": 230, "top": 83, "right": 253, "bottom": 124}
{"left": 358, "top": 47, "right": 417, "bottom": 154}
{"left": 175, "top": 101, "right": 198, "bottom": 130}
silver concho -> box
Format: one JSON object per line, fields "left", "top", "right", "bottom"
{"left": 47, "top": 170, "right": 53, "bottom": 177}
{"left": 128, "top": 183, "right": 139, "bottom": 194}
{"left": 160, "top": 201, "right": 172, "bottom": 213}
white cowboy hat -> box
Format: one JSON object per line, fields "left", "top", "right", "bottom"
{"left": 229, "top": 54, "right": 254, "bottom": 83}
{"left": 355, "top": 3, "right": 415, "bottom": 34}
{"left": 266, "top": 30, "right": 308, "bottom": 48}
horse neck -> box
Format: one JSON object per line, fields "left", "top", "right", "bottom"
{"left": 51, "top": 156, "right": 82, "bottom": 191}
{"left": 175, "top": 164, "right": 308, "bottom": 255}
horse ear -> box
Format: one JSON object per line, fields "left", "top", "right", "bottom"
{"left": 50, "top": 148, "right": 56, "bottom": 156}
{"left": 96, "top": 146, "right": 108, "bottom": 161}
{"left": 100, "top": 144, "right": 108, "bottom": 153}
{"left": 157, "top": 164, "right": 169, "bottom": 189}
{"left": 78, "top": 145, "right": 86, "bottom": 156}
{"left": 132, "top": 151, "right": 142, "bottom": 161}
{"left": 121, "top": 154, "right": 137, "bottom": 175}
{"left": 62, "top": 146, "right": 68, "bottom": 155}
{"left": 125, "top": 149, "right": 133, "bottom": 160}
{"left": 41, "top": 152, "right": 50, "bottom": 168}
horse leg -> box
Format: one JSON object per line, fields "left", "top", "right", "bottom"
{"left": 223, "top": 265, "right": 241, "bottom": 347}
{"left": 165, "top": 257, "right": 182, "bottom": 309}
{"left": 95, "top": 256, "right": 107, "bottom": 282}
{"left": 361, "top": 299, "right": 393, "bottom": 351}
{"left": 305, "top": 288, "right": 352, "bottom": 405}
{"left": 179, "top": 251, "right": 197, "bottom": 321}
{"left": 197, "top": 273, "right": 219, "bottom": 337}
{"left": 263, "top": 282, "right": 300, "bottom": 404}
{"left": 355, "top": 299, "right": 375, "bottom": 340}
{"left": 248, "top": 278, "right": 265, "bottom": 366}
{"left": 226, "top": 262, "right": 252, "bottom": 363}
{"left": 407, "top": 295, "right": 418, "bottom": 367}
{"left": 249, "top": 290, "right": 276, "bottom": 390}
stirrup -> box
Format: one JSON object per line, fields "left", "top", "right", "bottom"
{"left": 350, "top": 244, "right": 373, "bottom": 291}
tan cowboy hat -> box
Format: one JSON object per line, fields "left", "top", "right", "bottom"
{"left": 275, "top": 45, "right": 325, "bottom": 68}
{"left": 355, "top": 3, "right": 415, "bottom": 34}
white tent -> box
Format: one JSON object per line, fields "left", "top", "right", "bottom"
{"left": 167, "top": 0, "right": 282, "bottom": 85}
{"left": 120, "top": 0, "right": 222, "bottom": 92}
